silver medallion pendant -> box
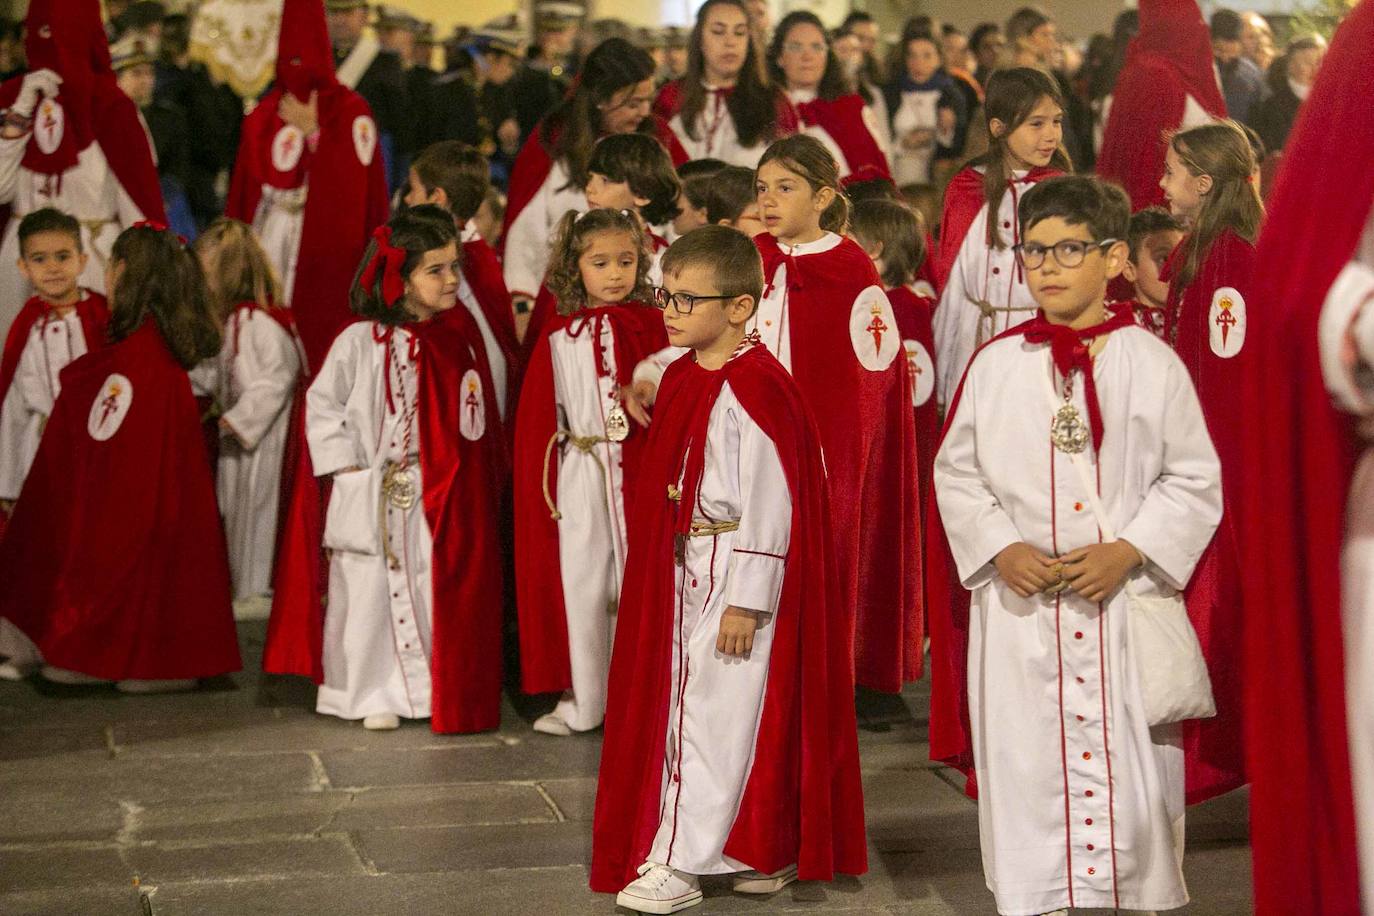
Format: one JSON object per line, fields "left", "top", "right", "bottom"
{"left": 1050, "top": 403, "right": 1090, "bottom": 455}
{"left": 382, "top": 462, "right": 418, "bottom": 510}
{"left": 605, "top": 403, "right": 630, "bottom": 443}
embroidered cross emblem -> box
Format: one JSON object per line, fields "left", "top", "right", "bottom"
{"left": 1215, "top": 296, "right": 1237, "bottom": 348}
{"left": 97, "top": 382, "right": 122, "bottom": 431}
{"left": 866, "top": 302, "right": 888, "bottom": 355}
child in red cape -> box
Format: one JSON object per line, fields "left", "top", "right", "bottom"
{"left": 265, "top": 206, "right": 505, "bottom": 734}
{"left": 591, "top": 226, "right": 865, "bottom": 913}
{"left": 0, "top": 222, "right": 240, "bottom": 692}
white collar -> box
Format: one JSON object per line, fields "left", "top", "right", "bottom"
{"left": 786, "top": 86, "right": 818, "bottom": 104}
{"left": 336, "top": 32, "right": 380, "bottom": 90}
{"left": 461, "top": 220, "right": 481, "bottom": 244}
{"left": 778, "top": 231, "right": 842, "bottom": 257}
{"left": 1288, "top": 77, "right": 1311, "bottom": 101}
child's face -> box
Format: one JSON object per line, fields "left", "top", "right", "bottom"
{"left": 1124, "top": 228, "right": 1182, "bottom": 309}
{"left": 904, "top": 38, "right": 941, "bottom": 84}
{"left": 660, "top": 262, "right": 752, "bottom": 351}
{"left": 1021, "top": 216, "right": 1126, "bottom": 327}
{"left": 585, "top": 173, "right": 647, "bottom": 214}
{"left": 404, "top": 242, "right": 460, "bottom": 322}
{"left": 756, "top": 160, "right": 832, "bottom": 245}
{"left": 993, "top": 95, "right": 1063, "bottom": 170}
{"left": 700, "top": 1, "right": 750, "bottom": 84}
{"left": 673, "top": 199, "right": 708, "bottom": 237}
{"left": 19, "top": 230, "right": 87, "bottom": 305}
{"left": 474, "top": 196, "right": 501, "bottom": 243}
{"left": 1160, "top": 144, "right": 1208, "bottom": 224}
{"left": 578, "top": 229, "right": 639, "bottom": 306}
{"left": 403, "top": 168, "right": 445, "bottom": 210}
{"left": 729, "top": 202, "right": 766, "bottom": 238}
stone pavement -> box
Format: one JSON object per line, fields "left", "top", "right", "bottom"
{"left": 0, "top": 622, "right": 1253, "bottom": 916}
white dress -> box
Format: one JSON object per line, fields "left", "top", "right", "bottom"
{"left": 503, "top": 158, "right": 587, "bottom": 301}
{"left": 306, "top": 322, "right": 434, "bottom": 722}
{"left": 889, "top": 86, "right": 956, "bottom": 187}
{"left": 646, "top": 374, "right": 791, "bottom": 875}
{"left": 935, "top": 326, "right": 1222, "bottom": 916}
{"left": 667, "top": 86, "right": 769, "bottom": 168}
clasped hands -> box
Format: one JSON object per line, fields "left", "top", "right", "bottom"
{"left": 994, "top": 540, "right": 1143, "bottom": 603}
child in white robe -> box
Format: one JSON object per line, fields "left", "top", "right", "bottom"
{"left": 193, "top": 218, "right": 303, "bottom": 601}
{"left": 934, "top": 176, "right": 1223, "bottom": 916}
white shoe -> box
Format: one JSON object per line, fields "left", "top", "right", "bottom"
{"left": 115, "top": 679, "right": 197, "bottom": 694}
{"left": 733, "top": 863, "right": 798, "bottom": 894}
{"left": 40, "top": 666, "right": 110, "bottom": 685}
{"left": 532, "top": 712, "right": 572, "bottom": 736}
{"left": 615, "top": 863, "right": 702, "bottom": 914}
{"left": 363, "top": 713, "right": 401, "bottom": 731}
{"left": 0, "top": 659, "right": 35, "bottom": 681}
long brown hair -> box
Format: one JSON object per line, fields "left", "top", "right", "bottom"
{"left": 108, "top": 226, "right": 221, "bottom": 370}
{"left": 768, "top": 11, "right": 851, "bottom": 102}
{"left": 979, "top": 67, "right": 1072, "bottom": 249}
{"left": 192, "top": 218, "right": 282, "bottom": 325}
{"left": 1169, "top": 120, "right": 1264, "bottom": 292}
{"left": 757, "top": 134, "right": 850, "bottom": 234}
{"left": 546, "top": 208, "right": 652, "bottom": 315}
{"left": 680, "top": 0, "right": 781, "bottom": 149}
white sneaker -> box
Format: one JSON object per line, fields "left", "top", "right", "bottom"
{"left": 115, "top": 679, "right": 197, "bottom": 694}
{"left": 40, "top": 666, "right": 110, "bottom": 685}
{"left": 733, "top": 863, "right": 798, "bottom": 894}
{"left": 532, "top": 712, "right": 572, "bottom": 736}
{"left": 615, "top": 863, "right": 702, "bottom": 914}
{"left": 363, "top": 713, "right": 401, "bottom": 731}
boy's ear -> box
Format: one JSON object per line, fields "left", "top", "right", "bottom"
{"left": 729, "top": 293, "right": 756, "bottom": 324}
{"left": 1120, "top": 255, "right": 1138, "bottom": 284}
{"left": 431, "top": 187, "right": 450, "bottom": 208}
{"left": 1104, "top": 239, "right": 1129, "bottom": 280}
{"left": 633, "top": 194, "right": 651, "bottom": 209}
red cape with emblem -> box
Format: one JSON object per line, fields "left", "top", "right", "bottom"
{"left": 756, "top": 233, "right": 921, "bottom": 692}
{"left": 589, "top": 344, "right": 867, "bottom": 891}
{"left": 460, "top": 231, "right": 523, "bottom": 404}
{"left": 931, "top": 164, "right": 1063, "bottom": 291}
{"left": 1097, "top": 0, "right": 1227, "bottom": 211}
{"left": 265, "top": 312, "right": 507, "bottom": 734}
{"left": 0, "top": 0, "right": 165, "bottom": 223}
{"left": 225, "top": 0, "right": 389, "bottom": 371}
{"left": 790, "top": 93, "right": 891, "bottom": 186}
{"left": 0, "top": 321, "right": 239, "bottom": 679}
{"left": 886, "top": 286, "right": 939, "bottom": 515}
{"left": 512, "top": 303, "right": 667, "bottom": 694}
{"left": 1237, "top": 3, "right": 1374, "bottom": 911}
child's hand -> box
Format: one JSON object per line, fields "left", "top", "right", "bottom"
{"left": 621, "top": 380, "right": 657, "bottom": 428}
{"left": 1059, "top": 540, "right": 1144, "bottom": 603}
{"left": 717, "top": 606, "right": 759, "bottom": 658}
{"left": 994, "top": 542, "right": 1062, "bottom": 598}
{"left": 902, "top": 128, "right": 935, "bottom": 150}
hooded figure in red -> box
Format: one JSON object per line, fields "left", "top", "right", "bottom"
{"left": 226, "top": 0, "right": 389, "bottom": 370}
{"left": 0, "top": 0, "right": 165, "bottom": 339}
{"left": 1097, "top": 0, "right": 1227, "bottom": 211}
{"left": 1239, "top": 2, "right": 1374, "bottom": 912}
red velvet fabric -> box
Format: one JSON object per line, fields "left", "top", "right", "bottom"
{"left": 790, "top": 93, "right": 891, "bottom": 185}
{"left": 932, "top": 164, "right": 1062, "bottom": 291}
{"left": 0, "top": 291, "right": 107, "bottom": 408}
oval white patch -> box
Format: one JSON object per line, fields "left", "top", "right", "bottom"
{"left": 904, "top": 339, "right": 935, "bottom": 407}
{"left": 352, "top": 115, "right": 377, "bottom": 167}
{"left": 34, "top": 98, "right": 65, "bottom": 155}
{"left": 459, "top": 369, "right": 485, "bottom": 441}
{"left": 849, "top": 286, "right": 901, "bottom": 372}
{"left": 270, "top": 124, "right": 304, "bottom": 172}
{"left": 87, "top": 373, "right": 133, "bottom": 441}
{"left": 1208, "top": 286, "right": 1247, "bottom": 358}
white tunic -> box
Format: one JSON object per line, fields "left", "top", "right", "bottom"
{"left": 648, "top": 376, "right": 791, "bottom": 875}
{"left": 546, "top": 311, "right": 634, "bottom": 731}
{"left": 935, "top": 326, "right": 1222, "bottom": 916}
{"left": 458, "top": 221, "right": 511, "bottom": 419}
{"left": 252, "top": 184, "right": 307, "bottom": 308}
{"left": 208, "top": 306, "right": 302, "bottom": 599}
{"left": 306, "top": 322, "right": 434, "bottom": 722}
{"left": 0, "top": 308, "right": 89, "bottom": 499}
{"left": 503, "top": 158, "right": 587, "bottom": 300}
{"left": 0, "top": 137, "right": 147, "bottom": 340}
{"left": 889, "top": 87, "right": 956, "bottom": 187}
{"left": 668, "top": 86, "right": 768, "bottom": 168}
{"left": 786, "top": 88, "right": 891, "bottom": 182}
{"left": 933, "top": 168, "right": 1040, "bottom": 409}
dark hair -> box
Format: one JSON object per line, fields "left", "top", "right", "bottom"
{"left": 108, "top": 225, "right": 221, "bottom": 369}
{"left": 1127, "top": 206, "right": 1185, "bottom": 261}
{"left": 546, "top": 208, "right": 653, "bottom": 314}
{"left": 349, "top": 205, "right": 459, "bottom": 325}
{"left": 1018, "top": 176, "right": 1130, "bottom": 246}
{"left": 411, "top": 141, "right": 490, "bottom": 223}
{"left": 1005, "top": 6, "right": 1052, "bottom": 49}
{"left": 18, "top": 207, "right": 82, "bottom": 254}
{"left": 757, "top": 134, "right": 849, "bottom": 233}
{"left": 980, "top": 67, "right": 1072, "bottom": 248}
{"left": 769, "top": 11, "right": 851, "bottom": 102}
{"left": 839, "top": 11, "right": 874, "bottom": 32}
{"left": 679, "top": 158, "right": 729, "bottom": 211}
{"left": 702, "top": 164, "right": 756, "bottom": 224}
{"left": 970, "top": 22, "right": 1001, "bottom": 53}
{"left": 587, "top": 133, "right": 683, "bottom": 226}
{"left": 661, "top": 224, "right": 765, "bottom": 309}
{"left": 1210, "top": 9, "right": 1244, "bottom": 42}
{"left": 680, "top": 0, "right": 782, "bottom": 149}
{"left": 850, "top": 198, "right": 926, "bottom": 289}
{"left": 540, "top": 37, "right": 657, "bottom": 189}
{"left": 677, "top": 157, "right": 728, "bottom": 181}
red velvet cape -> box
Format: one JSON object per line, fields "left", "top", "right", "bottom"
{"left": 0, "top": 291, "right": 108, "bottom": 410}
{"left": 932, "top": 164, "right": 1062, "bottom": 291}
{"left": 652, "top": 79, "right": 801, "bottom": 144}
{"left": 461, "top": 234, "right": 522, "bottom": 401}
{"left": 790, "top": 93, "right": 891, "bottom": 185}
{"left": 756, "top": 233, "right": 921, "bottom": 692}
{"left": 589, "top": 345, "right": 867, "bottom": 891}
{"left": 0, "top": 322, "right": 240, "bottom": 679}
{"left": 1163, "top": 228, "right": 1253, "bottom": 804}
{"left": 264, "top": 313, "right": 507, "bottom": 734}
{"left": 886, "top": 286, "right": 939, "bottom": 517}
{"left": 512, "top": 303, "right": 667, "bottom": 693}
{"left": 1238, "top": 2, "right": 1374, "bottom": 911}
{"left": 1097, "top": 0, "right": 1228, "bottom": 211}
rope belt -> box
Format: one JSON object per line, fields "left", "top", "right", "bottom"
{"left": 542, "top": 429, "right": 608, "bottom": 520}
{"left": 674, "top": 518, "right": 740, "bottom": 564}
{"left": 974, "top": 299, "right": 1037, "bottom": 346}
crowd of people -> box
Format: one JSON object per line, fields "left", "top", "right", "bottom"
{"left": 0, "top": 0, "right": 1367, "bottom": 914}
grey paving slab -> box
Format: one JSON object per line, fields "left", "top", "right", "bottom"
{"left": 133, "top": 793, "right": 348, "bottom": 842}
{"left": 861, "top": 769, "right": 981, "bottom": 853}
{"left": 319, "top": 732, "right": 603, "bottom": 788}
{"left": 0, "top": 788, "right": 125, "bottom": 842}
{"left": 0, "top": 887, "right": 143, "bottom": 916}
{"left": 0, "top": 847, "right": 133, "bottom": 893}
{"left": 356, "top": 820, "right": 591, "bottom": 873}
{"left": 540, "top": 776, "right": 599, "bottom": 821}
{"left": 113, "top": 713, "right": 505, "bottom": 755}
{"left": 331, "top": 783, "right": 557, "bottom": 830}
{"left": 128, "top": 835, "right": 366, "bottom": 884}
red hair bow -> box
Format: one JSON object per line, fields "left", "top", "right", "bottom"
{"left": 131, "top": 219, "right": 187, "bottom": 246}
{"left": 359, "top": 225, "right": 407, "bottom": 308}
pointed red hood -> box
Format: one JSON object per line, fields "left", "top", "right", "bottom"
{"left": 16, "top": 0, "right": 109, "bottom": 154}
{"left": 1132, "top": 0, "right": 1226, "bottom": 115}
{"left": 276, "top": 0, "right": 338, "bottom": 101}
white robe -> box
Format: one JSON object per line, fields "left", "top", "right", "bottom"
{"left": 306, "top": 322, "right": 434, "bottom": 722}
{"left": 889, "top": 87, "right": 956, "bottom": 187}
{"left": 252, "top": 183, "right": 307, "bottom": 309}
{"left": 0, "top": 137, "right": 147, "bottom": 340}
{"left": 503, "top": 158, "right": 587, "bottom": 300}
{"left": 208, "top": 306, "right": 302, "bottom": 599}
{"left": 648, "top": 376, "right": 791, "bottom": 875}
{"left": 1315, "top": 210, "right": 1374, "bottom": 912}
{"left": 546, "top": 313, "right": 634, "bottom": 731}
{"left": 458, "top": 221, "right": 510, "bottom": 420}
{"left": 786, "top": 88, "right": 891, "bottom": 182}
{"left": 935, "top": 326, "right": 1222, "bottom": 916}
{"left": 932, "top": 168, "right": 1040, "bottom": 409}
{"left": 668, "top": 87, "right": 768, "bottom": 168}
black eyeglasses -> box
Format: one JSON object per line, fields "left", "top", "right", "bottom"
{"left": 1013, "top": 238, "right": 1120, "bottom": 270}
{"left": 652, "top": 286, "right": 737, "bottom": 315}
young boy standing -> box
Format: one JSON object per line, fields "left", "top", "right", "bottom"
{"left": 1119, "top": 206, "right": 1185, "bottom": 336}
{"left": 933, "top": 176, "right": 1222, "bottom": 915}
{"left": 591, "top": 226, "right": 865, "bottom": 913}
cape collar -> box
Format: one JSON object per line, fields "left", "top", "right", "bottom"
{"left": 335, "top": 32, "right": 380, "bottom": 90}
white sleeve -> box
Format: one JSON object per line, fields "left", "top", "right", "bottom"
{"left": 0, "top": 133, "right": 25, "bottom": 205}
{"left": 861, "top": 104, "right": 892, "bottom": 165}
{"left": 933, "top": 240, "right": 973, "bottom": 410}
{"left": 503, "top": 175, "right": 554, "bottom": 301}
{"left": 1180, "top": 93, "right": 1216, "bottom": 130}
{"left": 724, "top": 388, "right": 791, "bottom": 615}
{"left": 632, "top": 345, "right": 690, "bottom": 389}
{"left": 0, "top": 337, "right": 49, "bottom": 499}
{"left": 221, "top": 312, "right": 301, "bottom": 450}
{"left": 1318, "top": 260, "right": 1374, "bottom": 416}
{"left": 305, "top": 329, "right": 364, "bottom": 476}
{"left": 187, "top": 359, "right": 219, "bottom": 398}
